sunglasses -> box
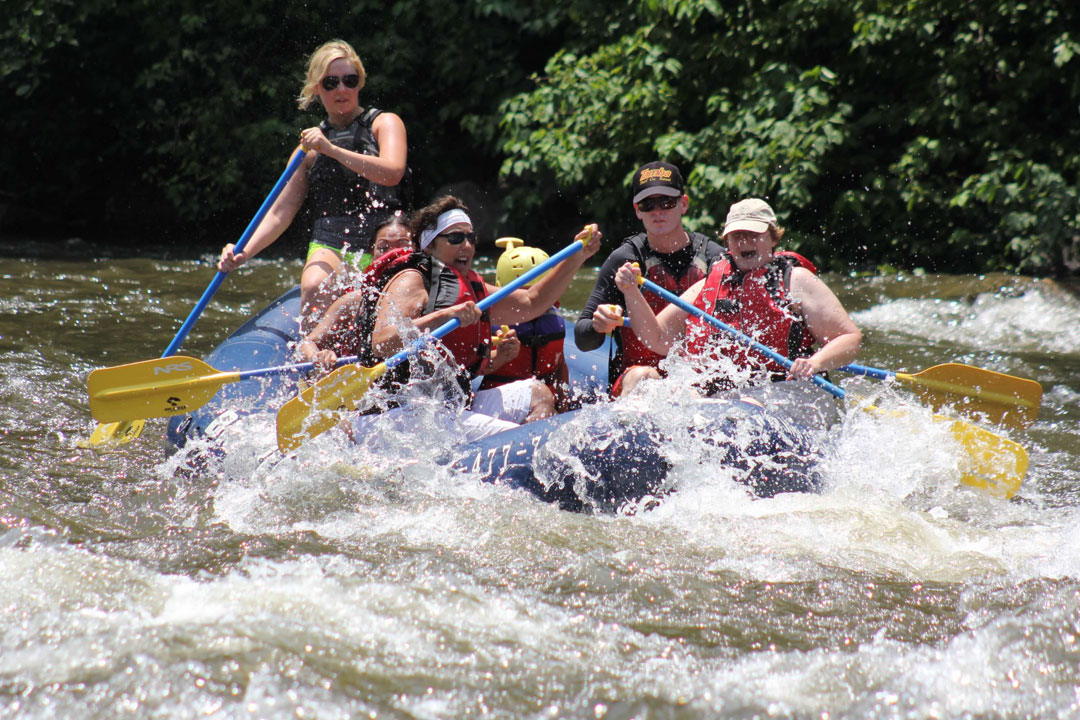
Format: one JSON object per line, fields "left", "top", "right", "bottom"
{"left": 637, "top": 195, "right": 680, "bottom": 213}
{"left": 321, "top": 74, "right": 360, "bottom": 91}
{"left": 438, "top": 231, "right": 477, "bottom": 246}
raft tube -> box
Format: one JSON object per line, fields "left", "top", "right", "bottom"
{"left": 451, "top": 384, "right": 835, "bottom": 513}
{"left": 165, "top": 286, "right": 613, "bottom": 449}
{"left": 166, "top": 289, "right": 835, "bottom": 512}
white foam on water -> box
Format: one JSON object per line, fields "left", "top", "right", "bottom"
{"left": 853, "top": 284, "right": 1080, "bottom": 355}
{"left": 174, "top": 359, "right": 1080, "bottom": 594}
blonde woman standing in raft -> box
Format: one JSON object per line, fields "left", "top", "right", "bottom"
{"left": 217, "top": 39, "right": 409, "bottom": 321}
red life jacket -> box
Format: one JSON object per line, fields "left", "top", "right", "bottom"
{"left": 479, "top": 307, "right": 566, "bottom": 389}
{"left": 685, "top": 251, "right": 818, "bottom": 380}
{"left": 333, "top": 249, "right": 493, "bottom": 383}
{"left": 419, "top": 258, "right": 492, "bottom": 378}
{"left": 321, "top": 247, "right": 423, "bottom": 363}
{"left": 619, "top": 233, "right": 712, "bottom": 371}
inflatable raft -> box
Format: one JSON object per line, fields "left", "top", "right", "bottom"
{"left": 167, "top": 288, "right": 836, "bottom": 512}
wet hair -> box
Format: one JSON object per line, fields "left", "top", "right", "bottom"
{"left": 409, "top": 196, "right": 470, "bottom": 242}
{"left": 297, "top": 39, "right": 367, "bottom": 110}
{"left": 368, "top": 211, "right": 416, "bottom": 253}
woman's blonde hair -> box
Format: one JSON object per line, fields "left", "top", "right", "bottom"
{"left": 297, "top": 39, "right": 366, "bottom": 110}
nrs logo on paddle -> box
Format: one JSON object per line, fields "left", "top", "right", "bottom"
{"left": 153, "top": 361, "right": 193, "bottom": 375}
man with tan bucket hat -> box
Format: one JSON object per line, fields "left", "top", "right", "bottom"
{"left": 610, "top": 197, "right": 862, "bottom": 394}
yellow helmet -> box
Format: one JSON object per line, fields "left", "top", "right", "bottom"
{"left": 495, "top": 237, "right": 550, "bottom": 287}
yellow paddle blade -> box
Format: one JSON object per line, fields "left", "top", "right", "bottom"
{"left": 277, "top": 362, "right": 388, "bottom": 452}
{"left": 87, "top": 356, "right": 240, "bottom": 423}
{"left": 862, "top": 404, "right": 1028, "bottom": 499}
{"left": 947, "top": 416, "right": 1028, "bottom": 499}
{"left": 83, "top": 419, "right": 147, "bottom": 447}
{"left": 897, "top": 363, "right": 1042, "bottom": 430}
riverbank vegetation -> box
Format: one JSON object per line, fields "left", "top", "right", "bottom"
{"left": 3, "top": 0, "right": 1077, "bottom": 274}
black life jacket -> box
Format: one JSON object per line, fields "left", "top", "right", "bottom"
{"left": 306, "top": 108, "right": 414, "bottom": 249}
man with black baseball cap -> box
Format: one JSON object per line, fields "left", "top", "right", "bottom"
{"left": 575, "top": 161, "right": 724, "bottom": 397}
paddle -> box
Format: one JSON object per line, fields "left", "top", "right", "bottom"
{"left": 605, "top": 308, "right": 1041, "bottom": 429}
{"left": 276, "top": 237, "right": 590, "bottom": 452}
{"left": 88, "top": 148, "right": 307, "bottom": 446}
{"left": 89, "top": 324, "right": 516, "bottom": 424}
{"left": 636, "top": 275, "right": 1029, "bottom": 499}
{"left": 837, "top": 363, "right": 1041, "bottom": 430}
{"left": 87, "top": 352, "right": 355, "bottom": 424}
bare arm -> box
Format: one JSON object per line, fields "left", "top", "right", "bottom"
{"left": 489, "top": 224, "right": 602, "bottom": 326}
{"left": 614, "top": 262, "right": 697, "bottom": 355}
{"left": 300, "top": 112, "right": 408, "bottom": 187}
{"left": 787, "top": 267, "right": 862, "bottom": 379}
{"left": 218, "top": 148, "right": 313, "bottom": 271}
{"left": 370, "top": 269, "right": 482, "bottom": 357}
{"left": 296, "top": 289, "right": 368, "bottom": 367}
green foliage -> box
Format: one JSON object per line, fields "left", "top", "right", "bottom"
{"left": 495, "top": 0, "right": 1080, "bottom": 274}
{"left": 2, "top": 0, "right": 1078, "bottom": 275}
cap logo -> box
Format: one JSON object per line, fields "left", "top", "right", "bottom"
{"left": 639, "top": 167, "right": 673, "bottom": 183}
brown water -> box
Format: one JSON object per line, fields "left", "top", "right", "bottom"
{"left": 2, "top": 253, "right": 1080, "bottom": 719}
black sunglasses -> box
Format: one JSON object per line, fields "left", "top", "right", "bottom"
{"left": 637, "top": 195, "right": 679, "bottom": 213}
{"left": 438, "top": 231, "right": 477, "bottom": 246}
{"left": 321, "top": 74, "right": 360, "bottom": 91}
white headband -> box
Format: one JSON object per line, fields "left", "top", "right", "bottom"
{"left": 419, "top": 209, "right": 472, "bottom": 250}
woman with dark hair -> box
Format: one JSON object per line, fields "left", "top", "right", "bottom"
{"left": 352, "top": 195, "right": 601, "bottom": 440}
{"left": 297, "top": 211, "right": 416, "bottom": 367}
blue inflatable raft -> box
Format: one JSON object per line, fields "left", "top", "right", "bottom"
{"left": 168, "top": 288, "right": 835, "bottom": 512}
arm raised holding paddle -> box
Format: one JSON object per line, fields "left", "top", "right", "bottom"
{"left": 367, "top": 197, "right": 600, "bottom": 421}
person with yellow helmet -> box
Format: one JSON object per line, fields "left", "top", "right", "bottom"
{"left": 480, "top": 238, "right": 573, "bottom": 412}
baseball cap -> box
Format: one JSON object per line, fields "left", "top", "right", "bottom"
{"left": 722, "top": 198, "right": 777, "bottom": 237}
{"left": 631, "top": 161, "right": 685, "bottom": 204}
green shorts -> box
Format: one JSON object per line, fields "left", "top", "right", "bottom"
{"left": 306, "top": 241, "right": 372, "bottom": 270}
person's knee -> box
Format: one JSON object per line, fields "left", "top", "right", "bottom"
{"left": 616, "top": 366, "right": 660, "bottom": 396}
{"left": 527, "top": 380, "right": 556, "bottom": 421}
{"left": 300, "top": 272, "right": 326, "bottom": 301}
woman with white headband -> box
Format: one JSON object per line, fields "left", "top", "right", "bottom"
{"left": 364, "top": 195, "right": 601, "bottom": 440}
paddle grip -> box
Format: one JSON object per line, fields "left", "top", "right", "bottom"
{"left": 638, "top": 277, "right": 846, "bottom": 399}
{"left": 162, "top": 148, "right": 307, "bottom": 358}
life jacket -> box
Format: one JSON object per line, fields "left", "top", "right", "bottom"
{"left": 685, "top": 251, "right": 818, "bottom": 384}
{"left": 306, "top": 108, "right": 414, "bottom": 250}
{"left": 479, "top": 307, "right": 566, "bottom": 388}
{"left": 618, "top": 232, "right": 713, "bottom": 371}
{"left": 320, "top": 247, "right": 420, "bottom": 363}
{"left": 420, "top": 258, "right": 492, "bottom": 379}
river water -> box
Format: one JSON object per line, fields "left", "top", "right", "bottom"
{"left": 2, "top": 252, "right": 1080, "bottom": 719}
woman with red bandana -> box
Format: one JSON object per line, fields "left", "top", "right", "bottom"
{"left": 612, "top": 198, "right": 861, "bottom": 393}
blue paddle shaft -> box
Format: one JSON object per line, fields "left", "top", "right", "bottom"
{"left": 837, "top": 363, "right": 893, "bottom": 380}
{"left": 234, "top": 353, "right": 360, "bottom": 382}
{"left": 162, "top": 149, "right": 308, "bottom": 358}
{"left": 638, "top": 277, "right": 846, "bottom": 399}
{"left": 383, "top": 240, "right": 587, "bottom": 371}
{"left": 226, "top": 239, "right": 585, "bottom": 383}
